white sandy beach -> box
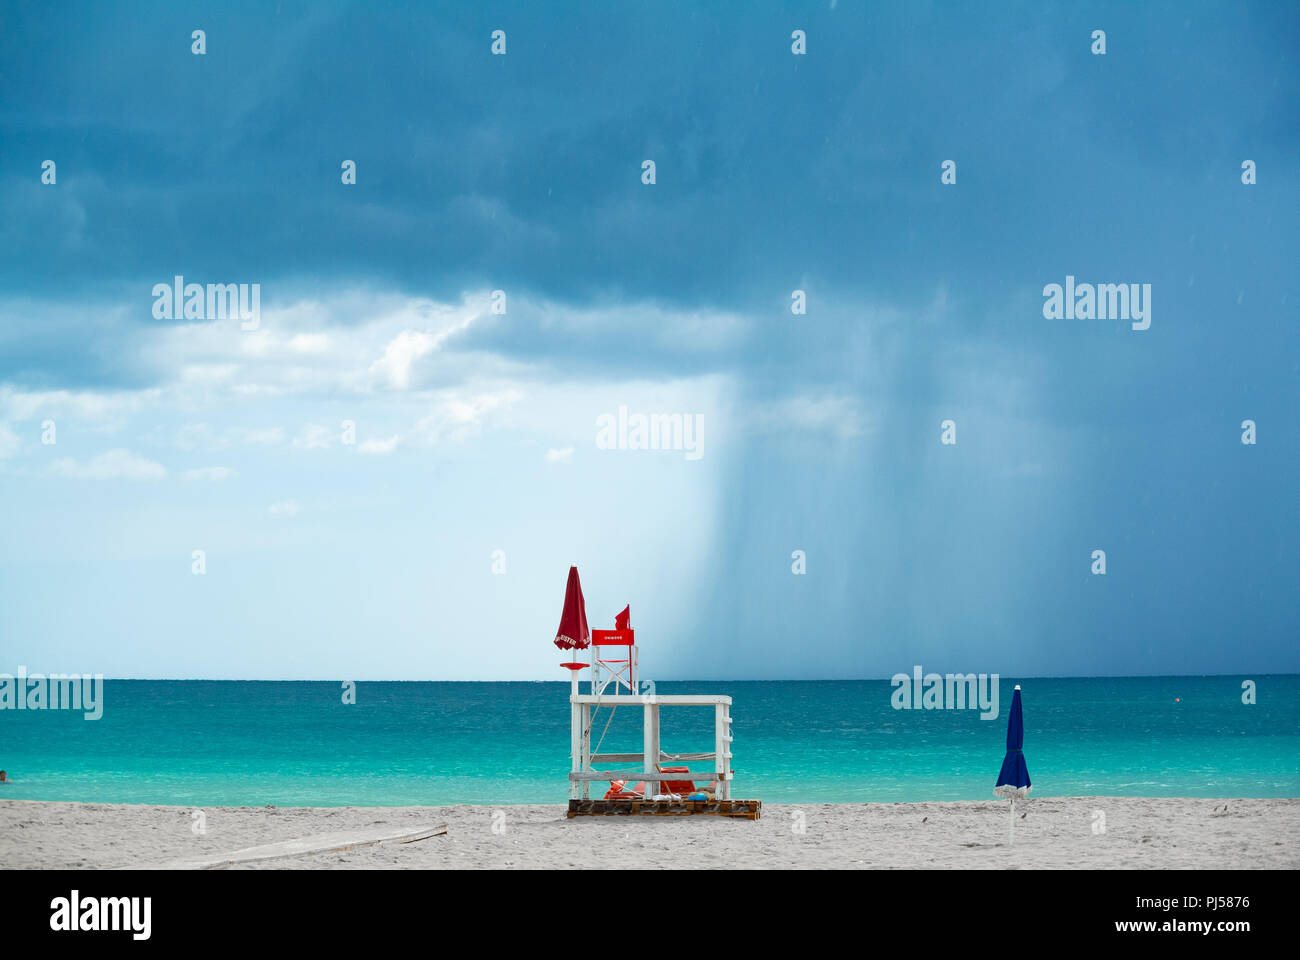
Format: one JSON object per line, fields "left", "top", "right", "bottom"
{"left": 2, "top": 796, "right": 1296, "bottom": 869}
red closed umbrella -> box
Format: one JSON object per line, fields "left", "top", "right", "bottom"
{"left": 554, "top": 566, "right": 590, "bottom": 651}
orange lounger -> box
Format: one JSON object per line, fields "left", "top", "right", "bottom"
{"left": 605, "top": 767, "right": 695, "bottom": 799}
{"left": 656, "top": 766, "right": 696, "bottom": 795}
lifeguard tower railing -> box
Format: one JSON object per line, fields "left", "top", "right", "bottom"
{"left": 568, "top": 693, "right": 734, "bottom": 800}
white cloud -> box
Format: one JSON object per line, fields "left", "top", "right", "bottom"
{"left": 2, "top": 290, "right": 739, "bottom": 431}
{"left": 241, "top": 427, "right": 286, "bottom": 446}
{"left": 288, "top": 333, "right": 330, "bottom": 354}
{"left": 545, "top": 446, "right": 574, "bottom": 463}
{"left": 0, "top": 385, "right": 162, "bottom": 430}
{"left": 133, "top": 290, "right": 484, "bottom": 398}
{"left": 358, "top": 435, "right": 400, "bottom": 455}
{"left": 0, "top": 422, "right": 21, "bottom": 458}
{"left": 49, "top": 449, "right": 166, "bottom": 481}
{"left": 183, "top": 466, "right": 235, "bottom": 481}
{"left": 367, "top": 299, "right": 481, "bottom": 389}
{"left": 1, "top": 291, "right": 746, "bottom": 470}
{"left": 370, "top": 330, "right": 440, "bottom": 390}
{"left": 268, "top": 499, "right": 300, "bottom": 518}
{"left": 491, "top": 299, "right": 752, "bottom": 358}
{"left": 415, "top": 387, "right": 523, "bottom": 443}
{"left": 292, "top": 424, "right": 333, "bottom": 450}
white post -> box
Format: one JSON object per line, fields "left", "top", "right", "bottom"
{"left": 715, "top": 704, "right": 725, "bottom": 800}
{"left": 1010, "top": 798, "right": 1015, "bottom": 845}
{"left": 653, "top": 703, "right": 661, "bottom": 784}
{"left": 643, "top": 701, "right": 657, "bottom": 798}
{"left": 581, "top": 703, "right": 591, "bottom": 800}
{"left": 724, "top": 704, "right": 732, "bottom": 799}
{"left": 569, "top": 696, "right": 581, "bottom": 801}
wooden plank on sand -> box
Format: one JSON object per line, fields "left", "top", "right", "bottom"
{"left": 151, "top": 823, "right": 447, "bottom": 870}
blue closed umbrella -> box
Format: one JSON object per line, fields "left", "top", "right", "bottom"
{"left": 994, "top": 684, "right": 1031, "bottom": 843}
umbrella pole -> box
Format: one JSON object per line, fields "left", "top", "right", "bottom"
{"left": 1010, "top": 798, "right": 1014, "bottom": 845}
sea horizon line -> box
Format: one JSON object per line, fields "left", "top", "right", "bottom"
{"left": 37, "top": 672, "right": 1300, "bottom": 683}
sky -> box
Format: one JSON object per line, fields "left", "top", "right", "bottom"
{"left": 0, "top": 1, "right": 1297, "bottom": 680}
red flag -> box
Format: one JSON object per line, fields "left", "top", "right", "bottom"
{"left": 554, "top": 566, "right": 590, "bottom": 650}
{"left": 614, "top": 605, "right": 631, "bottom": 631}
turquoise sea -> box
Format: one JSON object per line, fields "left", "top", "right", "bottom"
{"left": 1, "top": 677, "right": 1296, "bottom": 806}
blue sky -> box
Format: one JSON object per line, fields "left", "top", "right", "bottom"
{"left": 1, "top": 1, "right": 1297, "bottom": 680}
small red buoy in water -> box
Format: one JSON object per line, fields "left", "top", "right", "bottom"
{"left": 1175, "top": 697, "right": 1181, "bottom": 702}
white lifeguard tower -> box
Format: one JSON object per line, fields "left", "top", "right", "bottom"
{"left": 555, "top": 572, "right": 757, "bottom": 819}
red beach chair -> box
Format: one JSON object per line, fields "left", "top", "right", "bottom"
{"left": 656, "top": 766, "right": 696, "bottom": 795}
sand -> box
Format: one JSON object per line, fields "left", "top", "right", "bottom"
{"left": 1, "top": 796, "right": 1295, "bottom": 869}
